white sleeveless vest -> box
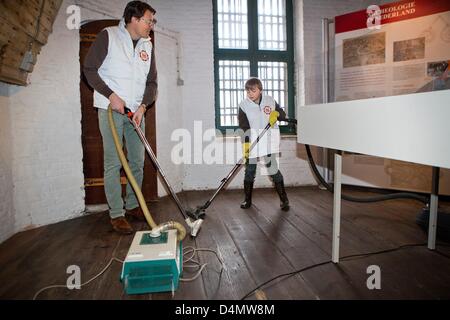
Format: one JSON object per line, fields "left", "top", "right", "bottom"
{"left": 93, "top": 19, "right": 152, "bottom": 112}
{"left": 239, "top": 95, "right": 281, "bottom": 158}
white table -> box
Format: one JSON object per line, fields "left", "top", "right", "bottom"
{"left": 297, "top": 90, "right": 450, "bottom": 262}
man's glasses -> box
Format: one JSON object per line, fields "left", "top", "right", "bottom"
{"left": 140, "top": 18, "right": 157, "bottom": 26}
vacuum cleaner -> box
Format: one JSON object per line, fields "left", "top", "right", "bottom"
{"left": 111, "top": 106, "right": 296, "bottom": 294}
{"left": 108, "top": 106, "right": 188, "bottom": 295}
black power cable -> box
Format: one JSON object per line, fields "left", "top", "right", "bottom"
{"left": 241, "top": 242, "right": 450, "bottom": 300}
{"left": 305, "top": 145, "right": 429, "bottom": 204}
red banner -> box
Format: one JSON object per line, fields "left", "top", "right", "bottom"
{"left": 335, "top": 0, "right": 450, "bottom": 34}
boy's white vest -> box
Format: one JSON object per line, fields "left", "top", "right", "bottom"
{"left": 239, "top": 95, "right": 281, "bottom": 158}
{"left": 93, "top": 19, "right": 152, "bottom": 112}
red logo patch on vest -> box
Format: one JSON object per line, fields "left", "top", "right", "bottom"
{"left": 139, "top": 50, "right": 149, "bottom": 61}
{"left": 263, "top": 106, "right": 271, "bottom": 115}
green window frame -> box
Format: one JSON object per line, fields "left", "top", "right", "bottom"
{"left": 213, "top": 0, "right": 295, "bottom": 134}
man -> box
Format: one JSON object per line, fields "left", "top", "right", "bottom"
{"left": 84, "top": 1, "right": 157, "bottom": 234}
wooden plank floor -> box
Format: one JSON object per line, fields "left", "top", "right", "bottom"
{"left": 1, "top": 186, "right": 450, "bottom": 300}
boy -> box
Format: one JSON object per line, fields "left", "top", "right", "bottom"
{"left": 238, "top": 77, "right": 290, "bottom": 211}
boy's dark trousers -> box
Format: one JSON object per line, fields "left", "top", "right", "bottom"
{"left": 241, "top": 155, "right": 289, "bottom": 211}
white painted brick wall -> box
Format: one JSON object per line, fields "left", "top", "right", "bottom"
{"left": 154, "top": 28, "right": 184, "bottom": 196}
{"left": 0, "top": 0, "right": 187, "bottom": 242}
{"left": 0, "top": 0, "right": 87, "bottom": 241}
{"left": 0, "top": 0, "right": 393, "bottom": 242}
{"left": 150, "top": 0, "right": 317, "bottom": 191}
{"left": 9, "top": 0, "right": 85, "bottom": 233}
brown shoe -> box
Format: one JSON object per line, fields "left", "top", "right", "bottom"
{"left": 126, "top": 207, "right": 146, "bottom": 221}
{"left": 110, "top": 217, "right": 133, "bottom": 234}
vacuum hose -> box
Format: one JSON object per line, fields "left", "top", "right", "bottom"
{"left": 305, "top": 144, "right": 429, "bottom": 204}
{"left": 107, "top": 106, "right": 186, "bottom": 241}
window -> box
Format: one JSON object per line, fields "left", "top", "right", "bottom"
{"left": 213, "top": 0, "right": 294, "bottom": 132}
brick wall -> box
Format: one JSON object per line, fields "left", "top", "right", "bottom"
{"left": 0, "top": 0, "right": 390, "bottom": 242}
{"left": 149, "top": 0, "right": 318, "bottom": 191}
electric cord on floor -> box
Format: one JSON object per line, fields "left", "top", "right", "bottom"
{"left": 240, "top": 242, "right": 450, "bottom": 300}
{"left": 337, "top": 243, "right": 426, "bottom": 261}
{"left": 434, "top": 249, "right": 450, "bottom": 259}
{"left": 180, "top": 246, "right": 224, "bottom": 282}
{"left": 240, "top": 260, "right": 332, "bottom": 301}
{"left": 31, "top": 230, "right": 449, "bottom": 299}
{"left": 32, "top": 239, "right": 223, "bottom": 299}
{"left": 32, "top": 257, "right": 125, "bottom": 300}
{"left": 33, "top": 236, "right": 125, "bottom": 300}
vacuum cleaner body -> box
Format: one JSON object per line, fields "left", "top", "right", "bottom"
{"left": 120, "top": 230, "right": 182, "bottom": 294}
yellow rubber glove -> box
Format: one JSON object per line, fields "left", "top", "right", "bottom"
{"left": 242, "top": 142, "right": 250, "bottom": 160}
{"left": 269, "top": 110, "right": 279, "bottom": 127}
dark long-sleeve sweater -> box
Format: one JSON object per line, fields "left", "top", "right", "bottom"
{"left": 83, "top": 30, "right": 158, "bottom": 107}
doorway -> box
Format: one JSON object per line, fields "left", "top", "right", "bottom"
{"left": 79, "top": 20, "right": 158, "bottom": 204}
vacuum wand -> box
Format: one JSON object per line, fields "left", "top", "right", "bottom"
{"left": 123, "top": 107, "right": 203, "bottom": 237}
{"left": 191, "top": 117, "right": 298, "bottom": 214}
{"left": 203, "top": 123, "right": 271, "bottom": 210}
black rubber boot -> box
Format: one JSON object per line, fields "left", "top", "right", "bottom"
{"left": 240, "top": 181, "right": 253, "bottom": 209}
{"left": 274, "top": 179, "right": 289, "bottom": 211}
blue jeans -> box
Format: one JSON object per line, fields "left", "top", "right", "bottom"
{"left": 244, "top": 155, "right": 283, "bottom": 184}
{"left": 98, "top": 109, "right": 145, "bottom": 219}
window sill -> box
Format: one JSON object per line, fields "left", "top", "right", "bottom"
{"left": 215, "top": 133, "right": 297, "bottom": 140}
